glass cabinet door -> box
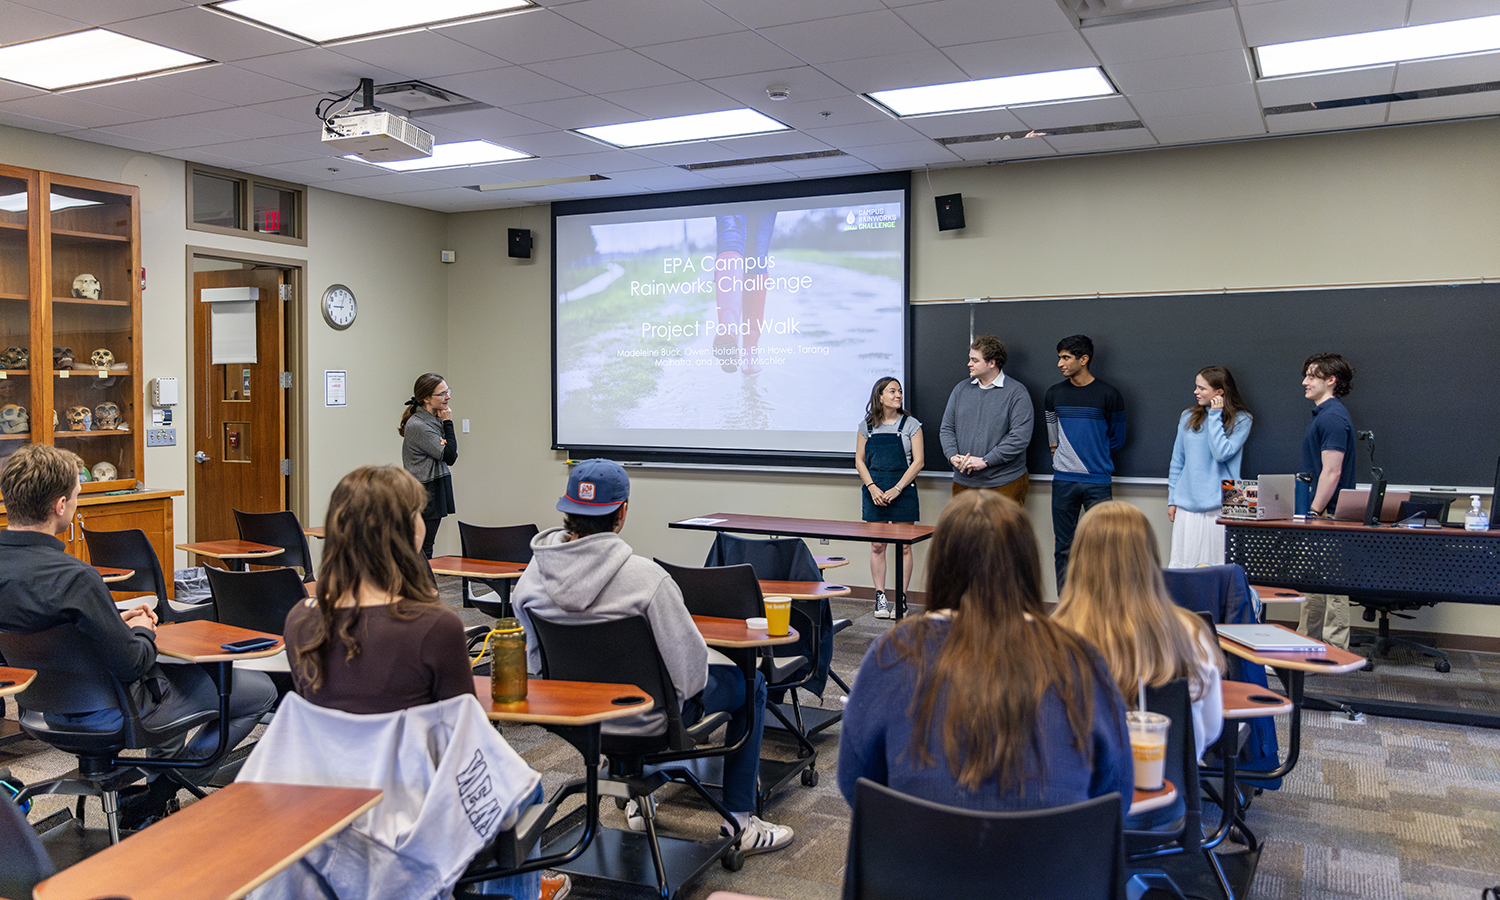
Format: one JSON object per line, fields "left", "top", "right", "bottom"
{"left": 0, "top": 168, "right": 35, "bottom": 470}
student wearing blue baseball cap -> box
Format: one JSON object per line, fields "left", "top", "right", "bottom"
{"left": 511, "top": 459, "right": 793, "bottom": 856}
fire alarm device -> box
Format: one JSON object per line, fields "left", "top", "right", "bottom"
{"left": 152, "top": 377, "right": 179, "bottom": 407}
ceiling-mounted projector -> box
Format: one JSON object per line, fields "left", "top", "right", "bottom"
{"left": 321, "top": 110, "right": 433, "bottom": 163}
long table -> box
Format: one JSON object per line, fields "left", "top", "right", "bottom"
{"left": 1222, "top": 516, "right": 1500, "bottom": 727}
{"left": 670, "top": 513, "right": 935, "bottom": 618}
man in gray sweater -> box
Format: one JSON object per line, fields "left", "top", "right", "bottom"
{"left": 938, "top": 334, "right": 1035, "bottom": 504}
{"left": 511, "top": 459, "right": 792, "bottom": 856}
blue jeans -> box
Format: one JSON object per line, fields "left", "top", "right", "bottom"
{"left": 1052, "top": 480, "right": 1113, "bottom": 589}
{"left": 683, "top": 664, "right": 766, "bottom": 813}
{"left": 466, "top": 783, "right": 544, "bottom": 898}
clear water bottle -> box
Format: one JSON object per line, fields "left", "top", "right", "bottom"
{"left": 490, "top": 618, "right": 528, "bottom": 704}
{"left": 1464, "top": 495, "right": 1489, "bottom": 532}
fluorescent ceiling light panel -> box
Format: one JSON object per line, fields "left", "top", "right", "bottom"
{"left": 213, "top": 0, "right": 531, "bottom": 43}
{"left": 868, "top": 68, "right": 1116, "bottom": 117}
{"left": 1256, "top": 15, "right": 1500, "bottom": 78}
{"left": 577, "top": 109, "right": 790, "bottom": 148}
{"left": 350, "top": 140, "right": 531, "bottom": 171}
{"left": 0, "top": 30, "right": 207, "bottom": 91}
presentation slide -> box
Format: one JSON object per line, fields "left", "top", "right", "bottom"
{"left": 554, "top": 182, "right": 908, "bottom": 459}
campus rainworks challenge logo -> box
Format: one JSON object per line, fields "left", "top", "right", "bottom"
{"left": 841, "top": 205, "right": 901, "bottom": 230}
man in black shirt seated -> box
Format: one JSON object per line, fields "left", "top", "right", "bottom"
{"left": 0, "top": 445, "right": 277, "bottom": 827}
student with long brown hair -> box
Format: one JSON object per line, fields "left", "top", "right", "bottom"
{"left": 399, "top": 372, "right": 457, "bottom": 558}
{"left": 854, "top": 376, "right": 924, "bottom": 619}
{"left": 837, "top": 490, "right": 1133, "bottom": 810}
{"left": 1166, "top": 366, "right": 1252, "bottom": 566}
{"left": 1052, "top": 501, "right": 1224, "bottom": 760}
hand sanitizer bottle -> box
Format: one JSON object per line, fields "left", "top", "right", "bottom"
{"left": 1464, "top": 495, "right": 1489, "bottom": 531}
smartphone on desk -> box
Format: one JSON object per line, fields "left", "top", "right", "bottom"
{"left": 220, "top": 636, "right": 279, "bottom": 652}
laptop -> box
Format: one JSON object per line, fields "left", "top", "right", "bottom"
{"left": 1217, "top": 623, "right": 1328, "bottom": 653}
{"left": 1332, "top": 488, "right": 1410, "bottom": 523}
{"left": 1254, "top": 475, "right": 1297, "bottom": 519}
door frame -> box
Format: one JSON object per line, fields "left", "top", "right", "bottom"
{"left": 183, "top": 246, "right": 307, "bottom": 537}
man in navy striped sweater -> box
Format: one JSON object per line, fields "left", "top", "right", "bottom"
{"left": 1045, "top": 335, "right": 1127, "bottom": 589}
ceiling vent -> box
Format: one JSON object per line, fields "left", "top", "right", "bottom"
{"left": 679, "top": 149, "right": 846, "bottom": 171}
{"left": 374, "top": 81, "right": 480, "bottom": 115}
{"left": 1060, "top": 0, "right": 1230, "bottom": 26}
{"left": 935, "top": 120, "right": 1144, "bottom": 145}
{"left": 1263, "top": 80, "right": 1500, "bottom": 116}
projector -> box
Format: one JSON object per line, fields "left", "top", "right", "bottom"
{"left": 321, "top": 111, "right": 433, "bottom": 162}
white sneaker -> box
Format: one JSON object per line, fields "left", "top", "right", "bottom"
{"left": 724, "top": 815, "right": 794, "bottom": 856}
{"left": 873, "top": 590, "right": 893, "bottom": 619}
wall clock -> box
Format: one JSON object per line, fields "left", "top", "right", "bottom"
{"left": 321, "top": 283, "right": 357, "bottom": 330}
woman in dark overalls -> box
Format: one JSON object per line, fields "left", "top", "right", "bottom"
{"left": 855, "top": 377, "right": 924, "bottom": 619}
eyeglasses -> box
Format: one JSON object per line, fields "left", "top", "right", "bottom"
{"left": 433, "top": 390, "right": 451, "bottom": 398}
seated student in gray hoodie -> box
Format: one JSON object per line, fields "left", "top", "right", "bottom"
{"left": 511, "top": 459, "right": 793, "bottom": 856}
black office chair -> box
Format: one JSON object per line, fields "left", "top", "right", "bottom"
{"left": 845, "top": 778, "right": 1185, "bottom": 900}
{"left": 656, "top": 558, "right": 819, "bottom": 804}
{"left": 1348, "top": 595, "right": 1450, "bottom": 672}
{"left": 232, "top": 508, "right": 316, "bottom": 581}
{"left": 0, "top": 785, "right": 56, "bottom": 899}
{"left": 457, "top": 522, "right": 538, "bottom": 619}
{"left": 0, "top": 625, "right": 224, "bottom": 843}
{"left": 82, "top": 526, "right": 214, "bottom": 624}
{"left": 528, "top": 615, "right": 746, "bottom": 898}
{"left": 205, "top": 565, "right": 307, "bottom": 697}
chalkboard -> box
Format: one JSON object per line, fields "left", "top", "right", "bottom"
{"left": 909, "top": 284, "right": 1500, "bottom": 489}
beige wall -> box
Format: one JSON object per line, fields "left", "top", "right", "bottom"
{"left": 5, "top": 115, "right": 1497, "bottom": 636}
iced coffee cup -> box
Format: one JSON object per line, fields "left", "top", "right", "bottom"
{"left": 1126, "top": 711, "right": 1170, "bottom": 791}
{"left": 763, "top": 597, "right": 792, "bottom": 636}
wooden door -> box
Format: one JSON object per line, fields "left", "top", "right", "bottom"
{"left": 192, "top": 268, "right": 286, "bottom": 543}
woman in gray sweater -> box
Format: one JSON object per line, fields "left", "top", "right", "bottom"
{"left": 399, "top": 372, "right": 457, "bottom": 558}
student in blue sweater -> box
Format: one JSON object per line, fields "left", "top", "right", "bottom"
{"left": 1045, "top": 335, "right": 1126, "bottom": 588}
{"left": 837, "top": 490, "right": 1133, "bottom": 813}
{"left": 1166, "top": 366, "right": 1252, "bottom": 567}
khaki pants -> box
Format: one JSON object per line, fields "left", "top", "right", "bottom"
{"left": 1298, "top": 593, "right": 1350, "bottom": 650}
{"left": 952, "top": 472, "right": 1029, "bottom": 506}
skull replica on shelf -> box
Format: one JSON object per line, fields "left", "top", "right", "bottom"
{"left": 93, "top": 402, "right": 121, "bottom": 430}
{"left": 66, "top": 406, "right": 91, "bottom": 431}
{"left": 53, "top": 347, "right": 74, "bottom": 370}
{"left": 71, "top": 274, "right": 101, "bottom": 300}
{"left": 0, "top": 347, "right": 27, "bottom": 370}
{"left": 91, "top": 461, "right": 118, "bottom": 482}
{"left": 0, "top": 404, "right": 27, "bottom": 434}
{"left": 90, "top": 349, "right": 114, "bottom": 369}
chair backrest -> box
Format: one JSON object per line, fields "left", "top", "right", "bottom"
{"left": 0, "top": 625, "right": 131, "bottom": 718}
{"left": 654, "top": 559, "right": 764, "bottom": 620}
{"left": 0, "top": 788, "right": 56, "bottom": 899}
{"left": 205, "top": 565, "right": 307, "bottom": 635}
{"left": 233, "top": 508, "right": 314, "bottom": 575}
{"left": 527, "top": 615, "right": 686, "bottom": 754}
{"left": 81, "top": 525, "right": 170, "bottom": 608}
{"left": 1161, "top": 564, "right": 1259, "bottom": 625}
{"left": 704, "top": 532, "right": 821, "bottom": 582}
{"left": 844, "top": 778, "right": 1128, "bottom": 900}
{"left": 459, "top": 522, "right": 539, "bottom": 565}
{"left": 1133, "top": 678, "right": 1201, "bottom": 848}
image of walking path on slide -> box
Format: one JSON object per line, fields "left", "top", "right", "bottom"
{"left": 558, "top": 254, "right": 902, "bottom": 433}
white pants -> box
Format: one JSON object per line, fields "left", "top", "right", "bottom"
{"left": 1168, "top": 509, "right": 1226, "bottom": 568}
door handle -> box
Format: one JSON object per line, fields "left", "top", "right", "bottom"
{"left": 194, "top": 451, "right": 210, "bottom": 464}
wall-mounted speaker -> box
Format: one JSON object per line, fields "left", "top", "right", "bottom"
{"left": 508, "top": 228, "right": 533, "bottom": 259}
{"left": 934, "top": 193, "right": 966, "bottom": 232}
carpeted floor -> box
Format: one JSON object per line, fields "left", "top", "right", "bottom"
{"left": 5, "top": 582, "right": 1500, "bottom": 899}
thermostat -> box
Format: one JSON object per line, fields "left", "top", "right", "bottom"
{"left": 152, "top": 377, "right": 179, "bottom": 408}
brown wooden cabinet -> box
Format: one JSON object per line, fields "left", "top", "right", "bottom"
{"left": 0, "top": 490, "right": 183, "bottom": 597}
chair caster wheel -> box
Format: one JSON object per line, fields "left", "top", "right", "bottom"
{"left": 801, "top": 768, "right": 819, "bottom": 787}
{"left": 1435, "top": 659, "right": 1451, "bottom": 673}
{"left": 722, "top": 847, "right": 744, "bottom": 871}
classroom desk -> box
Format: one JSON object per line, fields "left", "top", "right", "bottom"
{"left": 1223, "top": 517, "right": 1500, "bottom": 727}
{"left": 304, "top": 525, "right": 324, "bottom": 539}
{"left": 1129, "top": 780, "right": 1177, "bottom": 816}
{"left": 94, "top": 565, "right": 133, "bottom": 583}
{"left": 429, "top": 556, "right": 528, "bottom": 581}
{"left": 1250, "top": 584, "right": 1305, "bottom": 605}
{"left": 813, "top": 555, "right": 849, "bottom": 570}
{"left": 175, "top": 540, "right": 284, "bottom": 571}
{"left": 757, "top": 580, "right": 851, "bottom": 600}
{"left": 153, "top": 620, "right": 283, "bottom": 775}
{"left": 0, "top": 666, "right": 36, "bottom": 697}
{"left": 32, "top": 782, "right": 382, "bottom": 900}
{"left": 670, "top": 513, "right": 935, "bottom": 619}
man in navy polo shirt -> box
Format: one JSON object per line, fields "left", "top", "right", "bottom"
{"left": 1295, "top": 352, "right": 1357, "bottom": 649}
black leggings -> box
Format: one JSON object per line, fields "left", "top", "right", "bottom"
{"left": 421, "top": 515, "right": 443, "bottom": 559}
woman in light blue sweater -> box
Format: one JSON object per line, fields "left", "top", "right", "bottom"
{"left": 1167, "top": 366, "right": 1252, "bottom": 567}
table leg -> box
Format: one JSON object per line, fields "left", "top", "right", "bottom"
{"left": 1234, "top": 668, "right": 1303, "bottom": 782}
{"left": 893, "top": 542, "right": 906, "bottom": 620}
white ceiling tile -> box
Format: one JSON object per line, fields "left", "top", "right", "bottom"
{"left": 759, "top": 10, "right": 931, "bottom": 66}
{"left": 329, "top": 31, "right": 509, "bottom": 81}
{"left": 244, "top": 94, "right": 330, "bottom": 128}
{"left": 235, "top": 48, "right": 406, "bottom": 93}
{"left": 0, "top": 107, "right": 72, "bottom": 133}
{"left": 702, "top": 67, "right": 852, "bottom": 106}
{"left": 1041, "top": 127, "right": 1157, "bottom": 153}
{"left": 436, "top": 9, "right": 622, "bottom": 65}
{"left": 899, "top": 107, "right": 1029, "bottom": 138}
{"left": 1264, "top": 103, "right": 1390, "bottom": 133}
{"left": 107, "top": 7, "right": 306, "bottom": 63}
{"left": 1012, "top": 94, "right": 1140, "bottom": 128}
{"left": 896, "top": 0, "right": 1077, "bottom": 48}
{"left": 496, "top": 127, "right": 613, "bottom": 157}
{"left": 1081, "top": 6, "right": 1243, "bottom": 65}
{"left": 161, "top": 146, "right": 274, "bottom": 171}
{"left": 817, "top": 49, "right": 970, "bottom": 93}
{"left": 242, "top": 158, "right": 367, "bottom": 182}
{"left": 334, "top": 170, "right": 451, "bottom": 193}
{"left": 1124, "top": 82, "right": 1260, "bottom": 120}
{"left": 1386, "top": 90, "right": 1500, "bottom": 122}
{"left": 414, "top": 156, "right": 587, "bottom": 185}
{"left": 0, "top": 80, "right": 47, "bottom": 104}
{"left": 504, "top": 94, "right": 637, "bottom": 129}
{"left": 1143, "top": 108, "right": 1266, "bottom": 142}
{"left": 1106, "top": 49, "right": 1252, "bottom": 94}
{"left": 604, "top": 165, "right": 716, "bottom": 191}
{"left": 262, "top": 129, "right": 345, "bottom": 158}
{"left": 416, "top": 105, "right": 553, "bottom": 139}
{"left": 94, "top": 115, "right": 241, "bottom": 147}
{"left": 556, "top": 0, "right": 741, "bottom": 47}
{"left": 704, "top": 130, "right": 833, "bottom": 157}
{"left": 58, "top": 127, "right": 172, "bottom": 153}
{"left": 74, "top": 80, "right": 230, "bottom": 118}
{"left": 636, "top": 31, "right": 806, "bottom": 81}
{"left": 1255, "top": 66, "right": 1396, "bottom": 107}
{"left": 159, "top": 65, "right": 311, "bottom": 107}
{"left": 1393, "top": 51, "right": 1500, "bottom": 92}
{"left": 773, "top": 155, "right": 877, "bottom": 176}
{"left": 845, "top": 139, "right": 957, "bottom": 167}
{"left": 763, "top": 94, "right": 886, "bottom": 129}
{"left": 598, "top": 81, "right": 737, "bottom": 118}
{"left": 804, "top": 118, "right": 926, "bottom": 147}
{"left": 942, "top": 30, "right": 1101, "bottom": 80}
{"left": 189, "top": 138, "right": 321, "bottom": 165}
{"left": 432, "top": 67, "right": 583, "bottom": 109}
{"left": 0, "top": 94, "right": 142, "bottom": 128}
{"left": 9, "top": 0, "right": 181, "bottom": 26}
{"left": 167, "top": 107, "right": 308, "bottom": 139}
{"left": 625, "top": 141, "right": 738, "bottom": 165}
{"left": 0, "top": 0, "right": 90, "bottom": 43}
{"left": 944, "top": 136, "right": 1055, "bottom": 161}
{"left": 1238, "top": 0, "right": 1408, "bottom": 48}
{"left": 543, "top": 149, "right": 657, "bottom": 173}
{"left": 1409, "top": 0, "right": 1500, "bottom": 26}
{"left": 526, "top": 49, "right": 689, "bottom": 94}
{"left": 698, "top": 0, "right": 885, "bottom": 29}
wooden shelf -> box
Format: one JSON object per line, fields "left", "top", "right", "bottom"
{"left": 0, "top": 434, "right": 30, "bottom": 442}
{"left": 52, "top": 296, "right": 131, "bottom": 307}
{"left": 53, "top": 369, "right": 130, "bottom": 377}
{"left": 0, "top": 221, "right": 25, "bottom": 232}
{"left": 0, "top": 292, "right": 28, "bottom": 300}
{"left": 53, "top": 429, "right": 132, "bottom": 438}
{"left": 50, "top": 228, "right": 130, "bottom": 243}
